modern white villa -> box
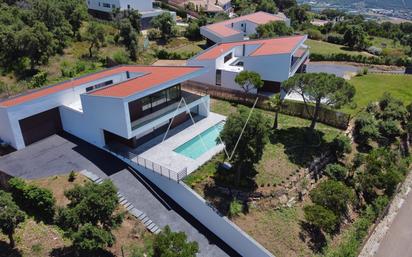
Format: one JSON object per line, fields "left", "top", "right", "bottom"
{"left": 87, "top": 0, "right": 173, "bottom": 26}
{"left": 200, "top": 11, "right": 290, "bottom": 44}
{"left": 0, "top": 65, "right": 216, "bottom": 150}
{"left": 187, "top": 35, "right": 309, "bottom": 94}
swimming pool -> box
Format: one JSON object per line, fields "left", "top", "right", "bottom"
{"left": 174, "top": 121, "right": 225, "bottom": 159}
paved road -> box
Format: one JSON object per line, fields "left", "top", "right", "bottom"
{"left": 374, "top": 189, "right": 412, "bottom": 257}
{"left": 307, "top": 62, "right": 405, "bottom": 77}
{"left": 0, "top": 133, "right": 237, "bottom": 257}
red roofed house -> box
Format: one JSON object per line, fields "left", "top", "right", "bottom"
{"left": 200, "top": 11, "right": 290, "bottom": 44}
{"left": 187, "top": 35, "right": 309, "bottom": 95}
{"left": 0, "top": 65, "right": 211, "bottom": 151}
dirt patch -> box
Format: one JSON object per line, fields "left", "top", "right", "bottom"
{"left": 30, "top": 172, "right": 88, "bottom": 207}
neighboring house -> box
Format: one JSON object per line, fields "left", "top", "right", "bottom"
{"left": 86, "top": 0, "right": 174, "bottom": 27}
{"left": 187, "top": 35, "right": 309, "bottom": 95}
{"left": 0, "top": 65, "right": 209, "bottom": 151}
{"left": 172, "top": 0, "right": 232, "bottom": 14}
{"left": 200, "top": 11, "right": 291, "bottom": 44}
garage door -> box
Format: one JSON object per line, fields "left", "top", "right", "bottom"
{"left": 19, "top": 108, "right": 62, "bottom": 146}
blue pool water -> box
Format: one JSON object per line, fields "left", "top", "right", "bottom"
{"left": 174, "top": 121, "right": 225, "bottom": 159}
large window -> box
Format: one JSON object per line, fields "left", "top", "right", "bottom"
{"left": 129, "top": 85, "right": 182, "bottom": 122}
{"left": 223, "top": 52, "right": 232, "bottom": 63}
{"left": 216, "top": 70, "right": 222, "bottom": 86}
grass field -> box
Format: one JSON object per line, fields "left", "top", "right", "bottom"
{"left": 306, "top": 39, "right": 372, "bottom": 57}
{"left": 370, "top": 36, "right": 409, "bottom": 57}
{"left": 342, "top": 74, "right": 412, "bottom": 114}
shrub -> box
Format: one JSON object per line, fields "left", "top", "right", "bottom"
{"left": 325, "top": 163, "right": 348, "bottom": 181}
{"left": 228, "top": 198, "right": 243, "bottom": 218}
{"left": 331, "top": 134, "right": 352, "bottom": 158}
{"left": 304, "top": 204, "right": 338, "bottom": 234}
{"left": 68, "top": 171, "right": 76, "bottom": 182}
{"left": 326, "top": 34, "right": 344, "bottom": 45}
{"left": 8, "top": 177, "right": 56, "bottom": 222}
{"left": 306, "top": 28, "right": 323, "bottom": 40}
{"left": 112, "top": 50, "right": 130, "bottom": 64}
{"left": 147, "top": 29, "right": 161, "bottom": 40}
{"left": 310, "top": 180, "right": 354, "bottom": 217}
{"left": 354, "top": 112, "right": 380, "bottom": 144}
{"left": 72, "top": 223, "right": 114, "bottom": 254}
{"left": 367, "top": 46, "right": 383, "bottom": 56}
{"left": 30, "top": 71, "right": 48, "bottom": 89}
{"left": 153, "top": 225, "right": 199, "bottom": 257}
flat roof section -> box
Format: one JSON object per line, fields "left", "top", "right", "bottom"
{"left": 89, "top": 66, "right": 203, "bottom": 98}
{"left": 203, "top": 11, "right": 286, "bottom": 37}
{"left": 195, "top": 35, "right": 307, "bottom": 60}
{"left": 0, "top": 66, "right": 203, "bottom": 107}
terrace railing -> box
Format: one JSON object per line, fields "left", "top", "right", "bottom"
{"left": 104, "top": 145, "right": 188, "bottom": 182}
{"left": 135, "top": 155, "right": 188, "bottom": 182}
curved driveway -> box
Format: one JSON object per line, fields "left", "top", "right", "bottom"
{"left": 0, "top": 133, "right": 237, "bottom": 257}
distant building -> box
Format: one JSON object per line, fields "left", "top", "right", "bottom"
{"left": 86, "top": 0, "right": 174, "bottom": 27}
{"left": 187, "top": 35, "right": 309, "bottom": 95}
{"left": 200, "top": 11, "right": 291, "bottom": 44}
{"left": 177, "top": 0, "right": 232, "bottom": 14}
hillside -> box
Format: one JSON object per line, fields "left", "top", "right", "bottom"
{"left": 303, "top": 0, "right": 412, "bottom": 9}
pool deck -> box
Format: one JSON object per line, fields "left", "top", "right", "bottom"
{"left": 136, "top": 112, "right": 226, "bottom": 175}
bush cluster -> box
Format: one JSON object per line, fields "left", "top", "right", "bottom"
{"left": 156, "top": 49, "right": 196, "bottom": 60}
{"left": 310, "top": 52, "right": 412, "bottom": 67}
{"left": 8, "top": 177, "right": 56, "bottom": 222}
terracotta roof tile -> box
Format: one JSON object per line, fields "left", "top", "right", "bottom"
{"left": 203, "top": 11, "right": 286, "bottom": 37}
{"left": 0, "top": 66, "right": 203, "bottom": 107}
{"left": 195, "top": 35, "right": 306, "bottom": 60}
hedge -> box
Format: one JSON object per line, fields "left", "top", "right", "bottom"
{"left": 310, "top": 52, "right": 412, "bottom": 67}
{"left": 182, "top": 82, "right": 351, "bottom": 129}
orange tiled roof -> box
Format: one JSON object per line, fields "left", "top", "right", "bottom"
{"left": 203, "top": 11, "right": 286, "bottom": 37}
{"left": 195, "top": 35, "right": 306, "bottom": 60}
{"left": 0, "top": 66, "right": 203, "bottom": 107}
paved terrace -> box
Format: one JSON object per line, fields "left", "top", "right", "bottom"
{"left": 109, "top": 112, "right": 226, "bottom": 177}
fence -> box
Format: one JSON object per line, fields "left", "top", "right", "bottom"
{"left": 182, "top": 81, "right": 351, "bottom": 129}
{"left": 104, "top": 146, "right": 188, "bottom": 182}
{"left": 135, "top": 156, "right": 188, "bottom": 182}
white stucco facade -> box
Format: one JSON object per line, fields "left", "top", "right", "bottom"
{"left": 187, "top": 35, "right": 309, "bottom": 95}
{"left": 201, "top": 11, "right": 291, "bottom": 44}
{"left": 0, "top": 66, "right": 208, "bottom": 150}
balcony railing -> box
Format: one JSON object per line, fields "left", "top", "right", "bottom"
{"left": 104, "top": 146, "right": 188, "bottom": 182}
{"left": 131, "top": 91, "right": 204, "bottom": 131}
{"left": 290, "top": 48, "right": 309, "bottom": 74}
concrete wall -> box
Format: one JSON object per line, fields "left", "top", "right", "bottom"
{"left": 0, "top": 107, "right": 17, "bottom": 148}
{"left": 59, "top": 106, "right": 105, "bottom": 147}
{"left": 245, "top": 54, "right": 291, "bottom": 82}
{"left": 81, "top": 94, "right": 130, "bottom": 140}
{"left": 108, "top": 152, "right": 275, "bottom": 257}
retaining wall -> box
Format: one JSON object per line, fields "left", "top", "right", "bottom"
{"left": 109, "top": 151, "right": 275, "bottom": 257}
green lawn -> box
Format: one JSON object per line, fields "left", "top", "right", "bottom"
{"left": 342, "top": 74, "right": 412, "bottom": 114}
{"left": 306, "top": 39, "right": 371, "bottom": 57}
{"left": 370, "top": 36, "right": 409, "bottom": 57}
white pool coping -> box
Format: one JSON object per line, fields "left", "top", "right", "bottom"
{"left": 138, "top": 112, "right": 226, "bottom": 175}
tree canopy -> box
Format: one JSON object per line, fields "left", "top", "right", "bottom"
{"left": 220, "top": 107, "right": 271, "bottom": 186}
{"left": 151, "top": 12, "right": 176, "bottom": 41}
{"left": 255, "top": 21, "right": 293, "bottom": 38}
{"left": 234, "top": 71, "right": 264, "bottom": 94}
{"left": 153, "top": 225, "right": 199, "bottom": 257}
{"left": 343, "top": 25, "right": 369, "bottom": 50}
{"left": 0, "top": 190, "right": 25, "bottom": 248}
{"left": 282, "top": 73, "right": 355, "bottom": 130}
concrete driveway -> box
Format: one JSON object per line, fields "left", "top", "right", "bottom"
{"left": 0, "top": 133, "right": 236, "bottom": 257}
{"left": 374, "top": 189, "right": 412, "bottom": 257}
